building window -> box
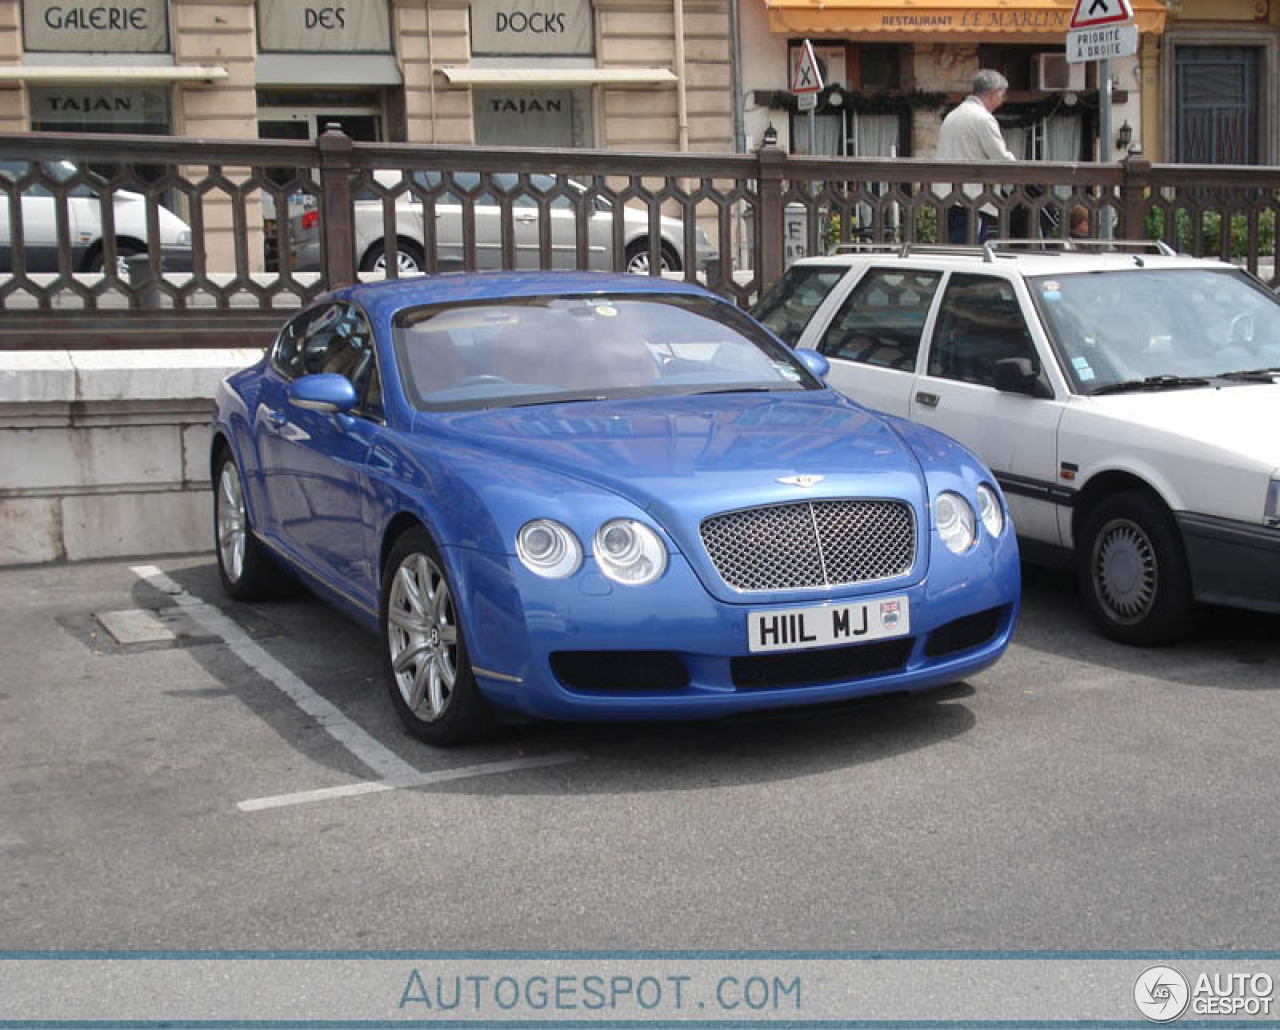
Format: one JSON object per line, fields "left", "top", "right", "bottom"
{"left": 1175, "top": 46, "right": 1260, "bottom": 164}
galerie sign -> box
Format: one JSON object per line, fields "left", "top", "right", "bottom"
{"left": 23, "top": 0, "right": 168, "bottom": 52}
{"left": 471, "top": 0, "right": 592, "bottom": 55}
{"left": 258, "top": 0, "right": 392, "bottom": 52}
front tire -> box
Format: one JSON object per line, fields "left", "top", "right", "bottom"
{"left": 213, "top": 448, "right": 282, "bottom": 602}
{"left": 1076, "top": 491, "right": 1199, "bottom": 645}
{"left": 625, "top": 239, "right": 680, "bottom": 275}
{"left": 380, "top": 527, "right": 496, "bottom": 745}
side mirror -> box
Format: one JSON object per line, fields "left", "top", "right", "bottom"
{"left": 993, "top": 357, "right": 1049, "bottom": 398}
{"left": 794, "top": 348, "right": 830, "bottom": 379}
{"left": 288, "top": 373, "right": 358, "bottom": 413}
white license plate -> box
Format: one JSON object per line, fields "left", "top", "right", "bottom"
{"left": 748, "top": 595, "right": 910, "bottom": 653}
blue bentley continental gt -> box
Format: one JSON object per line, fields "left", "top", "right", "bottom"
{"left": 212, "top": 271, "right": 1019, "bottom": 744}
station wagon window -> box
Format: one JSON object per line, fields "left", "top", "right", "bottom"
{"left": 815, "top": 268, "right": 941, "bottom": 371}
{"left": 928, "top": 274, "right": 1043, "bottom": 389}
{"left": 272, "top": 301, "right": 383, "bottom": 419}
{"left": 752, "top": 265, "right": 848, "bottom": 346}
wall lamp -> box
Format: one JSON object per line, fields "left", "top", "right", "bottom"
{"left": 1116, "top": 121, "right": 1133, "bottom": 151}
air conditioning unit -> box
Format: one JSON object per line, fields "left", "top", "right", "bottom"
{"left": 1036, "top": 52, "right": 1085, "bottom": 92}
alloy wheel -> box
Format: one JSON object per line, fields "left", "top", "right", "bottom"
{"left": 216, "top": 462, "right": 247, "bottom": 583}
{"left": 386, "top": 552, "right": 459, "bottom": 722}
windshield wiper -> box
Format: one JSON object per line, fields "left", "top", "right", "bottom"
{"left": 690, "top": 385, "right": 775, "bottom": 396}
{"left": 1091, "top": 374, "right": 1211, "bottom": 396}
{"left": 505, "top": 395, "right": 609, "bottom": 409}
{"left": 1215, "top": 367, "right": 1280, "bottom": 382}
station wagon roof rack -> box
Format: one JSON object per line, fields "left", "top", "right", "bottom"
{"left": 827, "top": 242, "right": 999, "bottom": 262}
{"left": 987, "top": 238, "right": 1178, "bottom": 256}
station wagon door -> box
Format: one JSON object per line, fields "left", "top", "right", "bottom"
{"left": 815, "top": 266, "right": 944, "bottom": 418}
{"left": 910, "top": 272, "right": 1067, "bottom": 546}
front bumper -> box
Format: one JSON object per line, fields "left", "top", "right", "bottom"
{"left": 1178, "top": 511, "right": 1280, "bottom": 613}
{"left": 451, "top": 539, "right": 1021, "bottom": 722}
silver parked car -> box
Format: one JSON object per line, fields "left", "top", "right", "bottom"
{"left": 0, "top": 160, "right": 193, "bottom": 274}
{"left": 287, "top": 171, "right": 717, "bottom": 276}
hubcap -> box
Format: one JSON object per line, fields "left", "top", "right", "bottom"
{"left": 1092, "top": 517, "right": 1158, "bottom": 624}
{"left": 626, "top": 249, "right": 671, "bottom": 275}
{"left": 374, "top": 250, "right": 421, "bottom": 275}
{"left": 216, "top": 463, "right": 247, "bottom": 583}
{"left": 387, "top": 552, "right": 459, "bottom": 723}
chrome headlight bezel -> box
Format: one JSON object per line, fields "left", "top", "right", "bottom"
{"left": 593, "top": 518, "right": 668, "bottom": 585}
{"left": 976, "top": 483, "right": 1005, "bottom": 539}
{"left": 516, "top": 518, "right": 583, "bottom": 579}
{"left": 935, "top": 491, "right": 977, "bottom": 554}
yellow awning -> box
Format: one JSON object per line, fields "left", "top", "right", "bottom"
{"left": 764, "top": 0, "right": 1167, "bottom": 41}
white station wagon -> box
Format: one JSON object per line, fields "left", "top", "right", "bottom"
{"left": 753, "top": 241, "right": 1280, "bottom": 644}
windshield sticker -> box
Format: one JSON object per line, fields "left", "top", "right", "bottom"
{"left": 1071, "top": 355, "right": 1095, "bottom": 382}
{"left": 1041, "top": 281, "right": 1062, "bottom": 302}
{"left": 595, "top": 305, "right": 619, "bottom": 318}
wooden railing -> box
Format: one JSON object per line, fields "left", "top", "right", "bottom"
{"left": 1, "top": 128, "right": 1276, "bottom": 350}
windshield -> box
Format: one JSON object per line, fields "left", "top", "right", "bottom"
{"left": 393, "top": 292, "right": 822, "bottom": 411}
{"left": 1029, "top": 267, "right": 1280, "bottom": 393}
{"left": 751, "top": 265, "right": 849, "bottom": 345}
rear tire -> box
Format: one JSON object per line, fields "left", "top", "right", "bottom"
{"left": 86, "top": 240, "right": 144, "bottom": 276}
{"left": 625, "top": 239, "right": 680, "bottom": 275}
{"left": 1076, "top": 491, "right": 1199, "bottom": 645}
{"left": 213, "top": 448, "right": 283, "bottom": 602}
{"left": 380, "top": 527, "right": 497, "bottom": 745}
{"left": 360, "top": 239, "right": 425, "bottom": 275}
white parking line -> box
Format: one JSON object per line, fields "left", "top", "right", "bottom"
{"left": 130, "top": 565, "right": 585, "bottom": 811}
{"left": 238, "top": 754, "right": 584, "bottom": 812}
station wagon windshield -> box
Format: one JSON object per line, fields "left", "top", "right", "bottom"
{"left": 1029, "top": 266, "right": 1280, "bottom": 394}
{"left": 394, "top": 293, "right": 821, "bottom": 411}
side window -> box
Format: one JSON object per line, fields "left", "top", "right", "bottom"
{"left": 275, "top": 302, "right": 384, "bottom": 419}
{"left": 928, "top": 274, "right": 1041, "bottom": 388}
{"left": 816, "top": 268, "right": 941, "bottom": 371}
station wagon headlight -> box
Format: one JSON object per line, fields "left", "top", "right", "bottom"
{"left": 935, "top": 491, "right": 976, "bottom": 554}
{"left": 976, "top": 483, "right": 1005, "bottom": 539}
{"left": 1266, "top": 478, "right": 1280, "bottom": 528}
{"left": 516, "top": 519, "right": 582, "bottom": 578}
{"left": 594, "top": 519, "right": 667, "bottom": 585}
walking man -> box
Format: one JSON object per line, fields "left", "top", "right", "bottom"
{"left": 937, "top": 69, "right": 1016, "bottom": 244}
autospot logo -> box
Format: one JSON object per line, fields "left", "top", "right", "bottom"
{"left": 1134, "top": 965, "right": 1276, "bottom": 1020}
{"left": 1133, "top": 966, "right": 1190, "bottom": 1022}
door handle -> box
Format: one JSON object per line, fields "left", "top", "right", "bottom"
{"left": 514, "top": 213, "right": 538, "bottom": 223}
{"left": 915, "top": 391, "right": 940, "bottom": 409}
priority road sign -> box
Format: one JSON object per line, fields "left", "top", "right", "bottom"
{"left": 1069, "top": 0, "right": 1134, "bottom": 29}
{"left": 791, "top": 39, "right": 824, "bottom": 94}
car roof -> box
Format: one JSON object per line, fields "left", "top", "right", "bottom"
{"left": 786, "top": 241, "right": 1234, "bottom": 279}
{"left": 330, "top": 270, "right": 717, "bottom": 321}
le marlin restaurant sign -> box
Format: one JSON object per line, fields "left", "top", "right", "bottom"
{"left": 22, "top": 0, "right": 168, "bottom": 52}
{"left": 879, "top": 9, "right": 1068, "bottom": 30}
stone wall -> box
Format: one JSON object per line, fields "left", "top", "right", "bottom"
{"left": 0, "top": 349, "right": 261, "bottom": 565}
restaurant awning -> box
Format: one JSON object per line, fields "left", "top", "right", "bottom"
{"left": 764, "top": 0, "right": 1167, "bottom": 41}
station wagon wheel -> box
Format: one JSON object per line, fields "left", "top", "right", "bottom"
{"left": 213, "top": 447, "right": 280, "bottom": 602}
{"left": 380, "top": 527, "right": 496, "bottom": 745}
{"left": 360, "top": 239, "right": 424, "bottom": 276}
{"left": 87, "top": 241, "right": 144, "bottom": 277}
{"left": 1077, "top": 491, "right": 1198, "bottom": 646}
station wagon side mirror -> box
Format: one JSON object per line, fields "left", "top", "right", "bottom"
{"left": 993, "top": 357, "right": 1050, "bottom": 398}
{"left": 288, "top": 373, "right": 358, "bottom": 413}
{"left": 794, "top": 348, "right": 830, "bottom": 379}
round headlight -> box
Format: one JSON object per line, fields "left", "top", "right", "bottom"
{"left": 935, "top": 491, "right": 976, "bottom": 554}
{"left": 593, "top": 519, "right": 667, "bottom": 585}
{"left": 976, "top": 483, "right": 1005, "bottom": 539}
{"left": 516, "top": 519, "right": 582, "bottom": 578}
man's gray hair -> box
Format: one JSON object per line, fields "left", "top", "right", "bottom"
{"left": 972, "top": 69, "right": 1009, "bottom": 96}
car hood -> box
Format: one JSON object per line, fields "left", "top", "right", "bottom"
{"left": 1083, "top": 382, "right": 1280, "bottom": 470}
{"left": 106, "top": 190, "right": 192, "bottom": 244}
{"left": 427, "top": 391, "right": 929, "bottom": 596}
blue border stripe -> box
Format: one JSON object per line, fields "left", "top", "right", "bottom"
{"left": 4, "top": 950, "right": 1280, "bottom": 960}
